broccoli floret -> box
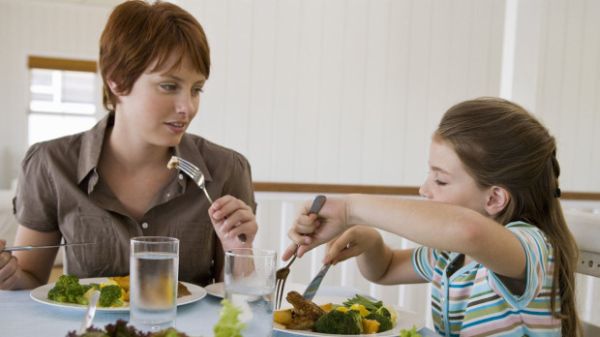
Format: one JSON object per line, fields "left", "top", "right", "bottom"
{"left": 342, "top": 294, "right": 383, "bottom": 312}
{"left": 48, "top": 275, "right": 90, "bottom": 305}
{"left": 98, "top": 285, "right": 123, "bottom": 307}
{"left": 375, "top": 306, "right": 391, "bottom": 319}
{"left": 366, "top": 312, "right": 393, "bottom": 332}
{"left": 314, "top": 309, "right": 364, "bottom": 334}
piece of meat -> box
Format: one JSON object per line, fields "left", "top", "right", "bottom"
{"left": 286, "top": 291, "right": 325, "bottom": 320}
{"left": 287, "top": 315, "right": 318, "bottom": 330}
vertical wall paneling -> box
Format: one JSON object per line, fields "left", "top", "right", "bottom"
{"left": 360, "top": 0, "right": 390, "bottom": 185}
{"left": 380, "top": 0, "right": 411, "bottom": 185}
{"left": 338, "top": 0, "right": 368, "bottom": 184}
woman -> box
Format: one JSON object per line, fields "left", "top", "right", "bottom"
{"left": 0, "top": 0, "right": 257, "bottom": 289}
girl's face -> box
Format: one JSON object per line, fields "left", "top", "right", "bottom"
{"left": 112, "top": 53, "right": 206, "bottom": 148}
{"left": 419, "top": 138, "right": 491, "bottom": 215}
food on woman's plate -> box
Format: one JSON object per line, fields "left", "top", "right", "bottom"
{"left": 47, "top": 275, "right": 191, "bottom": 307}
{"left": 273, "top": 292, "right": 396, "bottom": 334}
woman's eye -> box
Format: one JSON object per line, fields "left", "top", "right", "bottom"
{"left": 434, "top": 179, "right": 447, "bottom": 186}
{"left": 160, "top": 83, "right": 178, "bottom": 91}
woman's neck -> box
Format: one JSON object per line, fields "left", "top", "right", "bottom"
{"left": 103, "top": 125, "right": 171, "bottom": 173}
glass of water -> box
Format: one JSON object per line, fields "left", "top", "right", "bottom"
{"left": 130, "top": 236, "right": 179, "bottom": 331}
{"left": 224, "top": 248, "right": 277, "bottom": 337}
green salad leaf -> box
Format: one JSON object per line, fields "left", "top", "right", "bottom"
{"left": 399, "top": 325, "right": 422, "bottom": 337}
{"left": 213, "top": 299, "right": 245, "bottom": 337}
{"left": 342, "top": 294, "right": 383, "bottom": 312}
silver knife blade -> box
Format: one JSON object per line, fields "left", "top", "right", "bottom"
{"left": 2, "top": 242, "right": 94, "bottom": 252}
{"left": 302, "top": 263, "right": 331, "bottom": 301}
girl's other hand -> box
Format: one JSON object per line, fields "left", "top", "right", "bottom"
{"left": 324, "top": 226, "right": 381, "bottom": 265}
{"left": 283, "top": 197, "right": 350, "bottom": 260}
{"left": 209, "top": 195, "right": 257, "bottom": 249}
{"left": 0, "top": 239, "right": 19, "bottom": 289}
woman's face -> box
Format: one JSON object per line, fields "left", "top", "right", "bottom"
{"left": 419, "top": 137, "right": 490, "bottom": 215}
{"left": 112, "top": 53, "right": 206, "bottom": 147}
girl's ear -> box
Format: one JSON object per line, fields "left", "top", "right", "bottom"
{"left": 485, "top": 186, "right": 510, "bottom": 216}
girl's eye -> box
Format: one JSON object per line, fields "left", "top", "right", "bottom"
{"left": 434, "top": 179, "right": 447, "bottom": 186}
{"left": 160, "top": 83, "right": 178, "bottom": 91}
{"left": 192, "top": 87, "right": 204, "bottom": 96}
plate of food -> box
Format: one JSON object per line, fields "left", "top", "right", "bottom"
{"left": 30, "top": 275, "right": 206, "bottom": 312}
{"left": 273, "top": 291, "right": 423, "bottom": 337}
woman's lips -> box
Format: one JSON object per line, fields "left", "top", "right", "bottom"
{"left": 165, "top": 121, "right": 186, "bottom": 133}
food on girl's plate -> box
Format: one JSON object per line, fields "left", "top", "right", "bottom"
{"left": 273, "top": 291, "right": 397, "bottom": 334}
{"left": 47, "top": 275, "right": 191, "bottom": 307}
{"left": 166, "top": 156, "right": 179, "bottom": 169}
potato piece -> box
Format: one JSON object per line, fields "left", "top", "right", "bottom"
{"left": 362, "top": 318, "right": 381, "bottom": 334}
{"left": 273, "top": 309, "right": 293, "bottom": 326}
{"left": 319, "top": 303, "right": 333, "bottom": 312}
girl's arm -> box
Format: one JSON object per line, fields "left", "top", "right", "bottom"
{"left": 325, "top": 226, "right": 426, "bottom": 284}
{"left": 286, "top": 195, "right": 526, "bottom": 280}
{"left": 346, "top": 195, "right": 526, "bottom": 279}
{"left": 0, "top": 225, "right": 61, "bottom": 289}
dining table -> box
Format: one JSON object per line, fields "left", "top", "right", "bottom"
{"left": 0, "top": 284, "right": 441, "bottom": 337}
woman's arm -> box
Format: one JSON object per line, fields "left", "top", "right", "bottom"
{"left": 0, "top": 225, "right": 61, "bottom": 289}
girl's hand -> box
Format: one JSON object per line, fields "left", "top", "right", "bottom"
{"left": 0, "top": 240, "right": 19, "bottom": 289}
{"left": 209, "top": 195, "right": 257, "bottom": 249}
{"left": 282, "top": 197, "right": 350, "bottom": 260}
{"left": 324, "top": 226, "right": 381, "bottom": 265}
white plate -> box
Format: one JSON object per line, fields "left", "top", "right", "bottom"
{"left": 273, "top": 301, "right": 423, "bottom": 337}
{"left": 30, "top": 277, "right": 207, "bottom": 312}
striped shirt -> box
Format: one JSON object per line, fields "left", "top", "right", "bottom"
{"left": 412, "top": 221, "right": 561, "bottom": 336}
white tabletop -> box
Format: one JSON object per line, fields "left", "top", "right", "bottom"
{"left": 0, "top": 286, "right": 440, "bottom": 337}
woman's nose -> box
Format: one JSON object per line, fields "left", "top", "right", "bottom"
{"left": 176, "top": 92, "right": 197, "bottom": 116}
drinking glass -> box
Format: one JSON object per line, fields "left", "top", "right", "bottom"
{"left": 224, "top": 248, "right": 277, "bottom": 337}
{"left": 129, "top": 236, "right": 179, "bottom": 331}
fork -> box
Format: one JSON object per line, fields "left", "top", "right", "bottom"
{"left": 168, "top": 156, "right": 247, "bottom": 243}
{"left": 274, "top": 194, "right": 326, "bottom": 309}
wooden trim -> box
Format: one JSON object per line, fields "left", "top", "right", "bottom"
{"left": 253, "top": 182, "right": 419, "bottom": 196}
{"left": 28, "top": 56, "right": 97, "bottom": 73}
{"left": 253, "top": 182, "right": 600, "bottom": 201}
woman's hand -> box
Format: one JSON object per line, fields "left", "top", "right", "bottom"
{"left": 282, "top": 197, "right": 351, "bottom": 260}
{"left": 323, "top": 226, "right": 382, "bottom": 265}
{"left": 209, "top": 195, "right": 257, "bottom": 249}
{"left": 0, "top": 239, "right": 20, "bottom": 289}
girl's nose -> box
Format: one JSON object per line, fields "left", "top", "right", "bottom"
{"left": 419, "top": 184, "right": 430, "bottom": 199}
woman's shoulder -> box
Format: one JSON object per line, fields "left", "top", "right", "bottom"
{"left": 22, "top": 133, "right": 85, "bottom": 167}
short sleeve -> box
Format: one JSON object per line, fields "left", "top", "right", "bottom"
{"left": 13, "top": 143, "right": 59, "bottom": 231}
{"left": 412, "top": 245, "right": 439, "bottom": 282}
{"left": 487, "top": 222, "right": 551, "bottom": 308}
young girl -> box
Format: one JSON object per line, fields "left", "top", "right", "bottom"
{"left": 284, "top": 98, "right": 581, "bottom": 336}
{"left": 0, "top": 0, "right": 257, "bottom": 290}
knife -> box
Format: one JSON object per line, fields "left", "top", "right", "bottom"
{"left": 303, "top": 263, "right": 331, "bottom": 301}
{"left": 2, "top": 242, "right": 95, "bottom": 252}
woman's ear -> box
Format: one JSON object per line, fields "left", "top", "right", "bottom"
{"left": 485, "top": 186, "right": 510, "bottom": 216}
{"left": 107, "top": 80, "right": 122, "bottom": 96}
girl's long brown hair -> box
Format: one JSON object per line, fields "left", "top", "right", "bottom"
{"left": 437, "top": 97, "right": 581, "bottom": 336}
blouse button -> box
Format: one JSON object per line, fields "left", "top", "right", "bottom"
{"left": 166, "top": 192, "right": 171, "bottom": 198}
{"left": 142, "top": 222, "right": 149, "bottom": 229}
{"left": 178, "top": 174, "right": 184, "bottom": 180}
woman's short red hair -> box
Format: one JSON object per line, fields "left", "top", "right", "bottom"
{"left": 99, "top": 0, "right": 210, "bottom": 112}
